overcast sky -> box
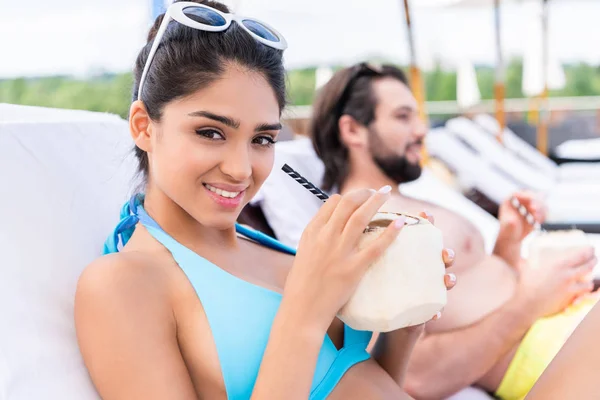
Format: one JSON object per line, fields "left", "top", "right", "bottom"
{"left": 0, "top": 0, "right": 598, "bottom": 78}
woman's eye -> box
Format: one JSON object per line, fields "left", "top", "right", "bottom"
{"left": 196, "top": 129, "right": 225, "bottom": 140}
{"left": 253, "top": 136, "right": 276, "bottom": 147}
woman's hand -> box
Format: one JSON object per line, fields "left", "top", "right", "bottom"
{"left": 282, "top": 185, "right": 404, "bottom": 332}
{"left": 371, "top": 211, "right": 456, "bottom": 387}
{"left": 255, "top": 187, "right": 403, "bottom": 399}
{"left": 400, "top": 211, "right": 456, "bottom": 334}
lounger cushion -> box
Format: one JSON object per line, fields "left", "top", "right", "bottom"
{"left": 0, "top": 104, "right": 136, "bottom": 399}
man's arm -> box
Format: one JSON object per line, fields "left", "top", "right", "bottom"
{"left": 403, "top": 296, "right": 535, "bottom": 400}
{"left": 493, "top": 235, "right": 522, "bottom": 269}
{"left": 404, "top": 240, "right": 595, "bottom": 400}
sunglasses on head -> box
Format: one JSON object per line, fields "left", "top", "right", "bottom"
{"left": 336, "top": 63, "right": 384, "bottom": 118}
{"left": 138, "top": 1, "right": 288, "bottom": 101}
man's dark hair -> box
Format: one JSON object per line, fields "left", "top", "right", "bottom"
{"left": 310, "top": 63, "right": 409, "bottom": 192}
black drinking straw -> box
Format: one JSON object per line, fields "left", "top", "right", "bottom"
{"left": 281, "top": 164, "right": 330, "bottom": 202}
{"left": 282, "top": 163, "right": 421, "bottom": 226}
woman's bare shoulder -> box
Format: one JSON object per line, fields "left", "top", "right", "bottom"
{"left": 80, "top": 250, "right": 166, "bottom": 284}
{"left": 75, "top": 250, "right": 175, "bottom": 316}
{"left": 74, "top": 251, "right": 199, "bottom": 399}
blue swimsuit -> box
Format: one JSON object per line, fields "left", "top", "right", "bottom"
{"left": 104, "top": 195, "right": 372, "bottom": 399}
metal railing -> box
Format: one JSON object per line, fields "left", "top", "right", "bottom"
{"left": 282, "top": 96, "right": 600, "bottom": 120}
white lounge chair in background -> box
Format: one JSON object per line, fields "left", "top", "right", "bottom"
{"left": 473, "top": 113, "right": 600, "bottom": 181}
{"left": 555, "top": 137, "right": 600, "bottom": 162}
{"left": 441, "top": 118, "right": 600, "bottom": 224}
{"left": 425, "top": 128, "right": 521, "bottom": 205}
{"left": 446, "top": 117, "right": 600, "bottom": 197}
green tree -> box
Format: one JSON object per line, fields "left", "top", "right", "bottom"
{"left": 425, "top": 62, "right": 457, "bottom": 101}
{"left": 287, "top": 68, "right": 316, "bottom": 105}
{"left": 504, "top": 58, "right": 524, "bottom": 98}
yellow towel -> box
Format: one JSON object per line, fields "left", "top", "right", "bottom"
{"left": 495, "top": 295, "right": 599, "bottom": 400}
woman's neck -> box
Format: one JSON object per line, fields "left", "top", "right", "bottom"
{"left": 142, "top": 187, "right": 240, "bottom": 252}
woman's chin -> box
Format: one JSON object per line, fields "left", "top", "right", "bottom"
{"left": 198, "top": 210, "right": 244, "bottom": 231}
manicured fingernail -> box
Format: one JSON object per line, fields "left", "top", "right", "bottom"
{"left": 435, "top": 312, "right": 442, "bottom": 320}
{"left": 446, "top": 249, "right": 455, "bottom": 260}
{"left": 378, "top": 185, "right": 392, "bottom": 194}
{"left": 394, "top": 217, "right": 406, "bottom": 229}
{"left": 447, "top": 273, "right": 456, "bottom": 284}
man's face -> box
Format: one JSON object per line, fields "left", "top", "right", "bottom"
{"left": 367, "top": 77, "right": 427, "bottom": 184}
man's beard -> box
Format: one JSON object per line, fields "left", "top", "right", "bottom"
{"left": 368, "top": 126, "right": 423, "bottom": 185}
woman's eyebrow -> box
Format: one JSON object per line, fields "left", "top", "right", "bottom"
{"left": 188, "top": 110, "right": 240, "bottom": 129}
{"left": 255, "top": 122, "right": 282, "bottom": 132}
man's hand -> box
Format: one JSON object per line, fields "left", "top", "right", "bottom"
{"left": 516, "top": 247, "right": 596, "bottom": 319}
{"left": 494, "top": 191, "right": 547, "bottom": 267}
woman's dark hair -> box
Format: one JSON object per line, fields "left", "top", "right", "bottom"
{"left": 132, "top": 0, "right": 286, "bottom": 182}
{"left": 310, "top": 63, "right": 408, "bottom": 192}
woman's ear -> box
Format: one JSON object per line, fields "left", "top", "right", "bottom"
{"left": 338, "top": 115, "right": 369, "bottom": 149}
{"left": 129, "top": 100, "right": 153, "bottom": 152}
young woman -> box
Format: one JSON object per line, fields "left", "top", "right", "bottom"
{"left": 74, "top": 1, "right": 455, "bottom": 398}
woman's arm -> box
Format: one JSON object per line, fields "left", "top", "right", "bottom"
{"left": 75, "top": 255, "right": 198, "bottom": 400}
{"left": 371, "top": 326, "right": 424, "bottom": 387}
{"left": 526, "top": 294, "right": 600, "bottom": 400}
{"left": 76, "top": 254, "right": 329, "bottom": 400}
{"left": 253, "top": 188, "right": 408, "bottom": 398}
{"left": 251, "top": 296, "right": 329, "bottom": 399}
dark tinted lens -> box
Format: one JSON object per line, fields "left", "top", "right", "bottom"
{"left": 183, "top": 6, "right": 226, "bottom": 26}
{"left": 242, "top": 19, "right": 279, "bottom": 42}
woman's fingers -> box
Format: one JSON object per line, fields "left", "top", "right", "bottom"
{"left": 354, "top": 215, "right": 406, "bottom": 271}
{"left": 442, "top": 248, "right": 455, "bottom": 268}
{"left": 308, "top": 194, "right": 342, "bottom": 229}
{"left": 341, "top": 186, "right": 393, "bottom": 246}
{"left": 326, "top": 189, "right": 375, "bottom": 234}
{"left": 444, "top": 273, "right": 457, "bottom": 290}
{"left": 418, "top": 211, "right": 434, "bottom": 225}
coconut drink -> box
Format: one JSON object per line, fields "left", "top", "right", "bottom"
{"left": 338, "top": 212, "right": 448, "bottom": 332}
{"left": 528, "top": 230, "right": 593, "bottom": 281}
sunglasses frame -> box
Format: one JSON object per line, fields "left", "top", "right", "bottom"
{"left": 336, "top": 63, "right": 384, "bottom": 118}
{"left": 138, "top": 1, "right": 288, "bottom": 101}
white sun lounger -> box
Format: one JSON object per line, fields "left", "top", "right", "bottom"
{"left": 446, "top": 117, "right": 600, "bottom": 197}
{"left": 473, "top": 114, "right": 600, "bottom": 181}
{"left": 0, "top": 103, "right": 137, "bottom": 399}
{"left": 555, "top": 137, "right": 600, "bottom": 161}
{"left": 440, "top": 119, "right": 600, "bottom": 224}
